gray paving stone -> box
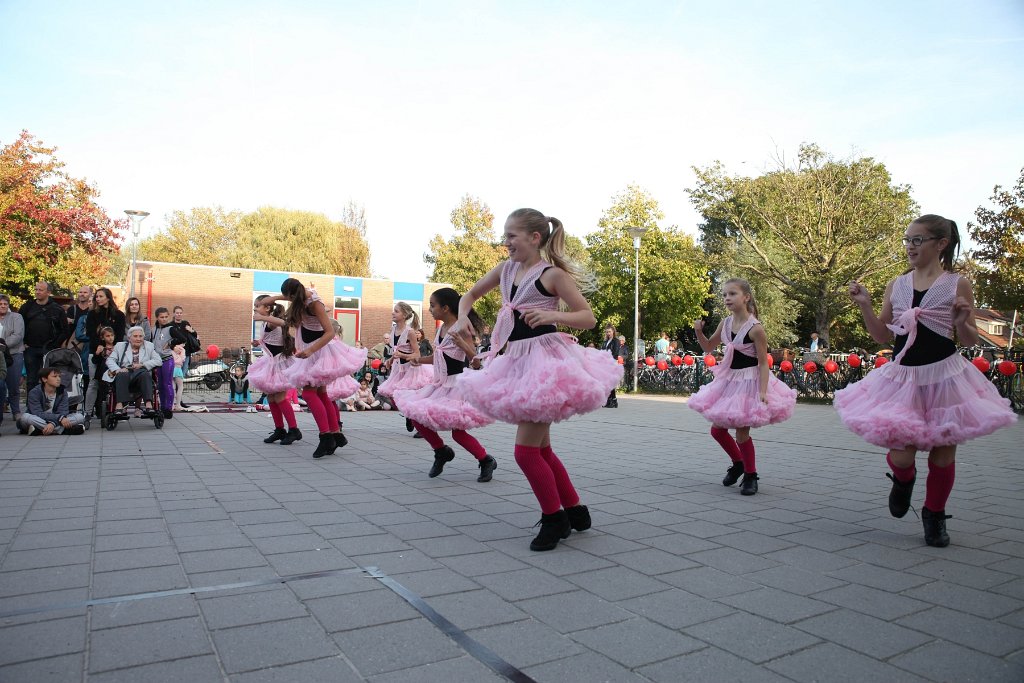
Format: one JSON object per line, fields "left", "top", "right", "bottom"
{"left": 684, "top": 613, "right": 821, "bottom": 664}
{"left": 199, "top": 588, "right": 309, "bottom": 629}
{"left": 306, "top": 587, "right": 417, "bottom": 632}
{"left": 571, "top": 617, "right": 705, "bottom": 668}
{"left": 718, "top": 586, "right": 835, "bottom": 624}
{"left": 896, "top": 605, "right": 1024, "bottom": 657}
{"left": 93, "top": 546, "right": 180, "bottom": 572}
{"left": 91, "top": 565, "right": 189, "bottom": 599}
{"left": 0, "top": 564, "right": 91, "bottom": 597}
{"left": 793, "top": 608, "right": 934, "bottom": 659}
{"left": 813, "top": 583, "right": 933, "bottom": 621}
{"left": 516, "top": 590, "right": 633, "bottom": 633}
{"left": 657, "top": 566, "right": 761, "bottom": 598}
{"left": 903, "top": 579, "right": 1024, "bottom": 618}
{"left": 907, "top": 557, "right": 1017, "bottom": 590}
{"left": 766, "top": 642, "right": 929, "bottom": 682}
{"left": 9, "top": 529, "right": 93, "bottom": 551}
{"left": 93, "top": 532, "right": 172, "bottom": 552}
{"left": 88, "top": 617, "right": 213, "bottom": 673}
{"left": 90, "top": 594, "right": 199, "bottom": 631}
{"left": 366, "top": 654, "right": 505, "bottom": 683}
{"left": 637, "top": 646, "right": 793, "bottom": 683}
{"left": 424, "top": 588, "right": 528, "bottom": 631}
{"left": 211, "top": 616, "right": 340, "bottom": 673}
{"left": 172, "top": 532, "right": 253, "bottom": 552}
{"left": 230, "top": 656, "right": 364, "bottom": 683}
{"left": 332, "top": 618, "right": 463, "bottom": 676}
{"left": 1, "top": 545, "right": 92, "bottom": 571}
{"left": 87, "top": 654, "right": 224, "bottom": 683}
{"left": 0, "top": 616, "right": 86, "bottom": 666}
{"left": 0, "top": 653, "right": 84, "bottom": 683}
{"left": 523, "top": 650, "right": 647, "bottom": 682}
{"left": 889, "top": 640, "right": 1023, "bottom": 683}
{"left": 180, "top": 548, "right": 268, "bottom": 574}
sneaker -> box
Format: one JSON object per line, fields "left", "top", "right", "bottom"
{"left": 740, "top": 472, "right": 759, "bottom": 495}
{"left": 67, "top": 424, "right": 85, "bottom": 435}
{"left": 477, "top": 456, "right": 497, "bottom": 483}
{"left": 25, "top": 424, "right": 37, "bottom": 436}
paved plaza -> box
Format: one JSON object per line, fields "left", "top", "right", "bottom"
{"left": 0, "top": 395, "right": 1022, "bottom": 682}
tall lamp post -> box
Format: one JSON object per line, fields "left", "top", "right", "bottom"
{"left": 125, "top": 210, "right": 150, "bottom": 298}
{"left": 627, "top": 226, "right": 647, "bottom": 392}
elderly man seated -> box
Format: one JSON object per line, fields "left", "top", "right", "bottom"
{"left": 106, "top": 325, "right": 163, "bottom": 417}
{"left": 18, "top": 367, "right": 86, "bottom": 435}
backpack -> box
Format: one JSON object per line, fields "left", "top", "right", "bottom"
{"left": 74, "top": 315, "right": 90, "bottom": 344}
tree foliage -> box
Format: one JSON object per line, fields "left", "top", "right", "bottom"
{"left": 585, "top": 186, "right": 710, "bottom": 346}
{"left": 968, "top": 167, "right": 1024, "bottom": 312}
{"left": 135, "top": 206, "right": 371, "bottom": 276}
{"left": 0, "top": 130, "right": 123, "bottom": 305}
{"left": 690, "top": 144, "right": 917, "bottom": 349}
{"left": 424, "top": 195, "right": 506, "bottom": 323}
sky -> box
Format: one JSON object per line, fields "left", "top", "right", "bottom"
{"left": 2, "top": 1, "right": 1023, "bottom": 282}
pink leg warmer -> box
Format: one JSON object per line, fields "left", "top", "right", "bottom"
{"left": 710, "top": 426, "right": 742, "bottom": 462}
{"left": 737, "top": 438, "right": 757, "bottom": 474}
{"left": 887, "top": 452, "right": 916, "bottom": 483}
{"left": 924, "top": 461, "right": 955, "bottom": 511}
{"left": 301, "top": 389, "right": 331, "bottom": 433}
{"left": 267, "top": 401, "right": 284, "bottom": 429}
{"left": 317, "top": 388, "right": 340, "bottom": 432}
{"left": 278, "top": 399, "right": 297, "bottom": 429}
{"left": 514, "top": 445, "right": 562, "bottom": 515}
{"left": 451, "top": 430, "right": 486, "bottom": 461}
{"left": 412, "top": 421, "right": 445, "bottom": 449}
{"left": 540, "top": 445, "right": 580, "bottom": 508}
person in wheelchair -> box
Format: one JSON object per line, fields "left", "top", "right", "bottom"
{"left": 105, "top": 326, "right": 163, "bottom": 418}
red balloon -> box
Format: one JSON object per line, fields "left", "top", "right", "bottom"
{"left": 671, "top": 355, "right": 683, "bottom": 366}
{"left": 682, "top": 354, "right": 695, "bottom": 366}
{"left": 370, "top": 358, "right": 382, "bottom": 369}
{"left": 874, "top": 356, "right": 889, "bottom": 368}
{"left": 998, "top": 360, "right": 1017, "bottom": 376}
{"left": 824, "top": 360, "right": 839, "bottom": 374}
{"left": 704, "top": 354, "right": 716, "bottom": 367}
{"left": 656, "top": 360, "right": 668, "bottom": 370}
{"left": 206, "top": 344, "right": 220, "bottom": 360}
{"left": 616, "top": 355, "right": 624, "bottom": 365}
{"left": 645, "top": 356, "right": 656, "bottom": 366}
{"left": 766, "top": 353, "right": 774, "bottom": 369}
{"left": 972, "top": 357, "right": 991, "bottom": 373}
{"left": 848, "top": 353, "right": 862, "bottom": 368}
{"left": 780, "top": 360, "right": 793, "bottom": 372}
{"left": 804, "top": 361, "right": 817, "bottom": 374}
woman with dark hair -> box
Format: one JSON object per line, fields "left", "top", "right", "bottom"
{"left": 84, "top": 288, "right": 125, "bottom": 415}
{"left": 123, "top": 297, "right": 151, "bottom": 340}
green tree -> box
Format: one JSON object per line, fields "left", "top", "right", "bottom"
{"left": 424, "top": 195, "right": 506, "bottom": 323}
{"left": 968, "top": 167, "right": 1024, "bottom": 311}
{"left": 233, "top": 207, "right": 370, "bottom": 276}
{"left": 1, "top": 131, "right": 122, "bottom": 304}
{"left": 136, "top": 206, "right": 242, "bottom": 266}
{"left": 585, "top": 186, "right": 710, "bottom": 348}
{"left": 689, "top": 144, "right": 917, "bottom": 349}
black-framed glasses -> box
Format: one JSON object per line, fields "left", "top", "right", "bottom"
{"left": 901, "top": 236, "right": 942, "bottom": 247}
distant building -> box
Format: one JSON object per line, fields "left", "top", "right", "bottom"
{"left": 975, "top": 308, "right": 1016, "bottom": 350}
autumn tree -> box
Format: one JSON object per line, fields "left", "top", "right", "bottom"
{"left": 690, "top": 145, "right": 917, "bottom": 349}
{"left": 968, "top": 167, "right": 1024, "bottom": 311}
{"left": 585, "top": 186, "right": 710, "bottom": 346}
{"left": 136, "top": 206, "right": 242, "bottom": 266}
{"left": 0, "top": 130, "right": 122, "bottom": 304}
{"left": 424, "top": 195, "right": 506, "bottom": 323}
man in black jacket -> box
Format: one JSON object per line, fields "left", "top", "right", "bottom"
{"left": 19, "top": 282, "right": 68, "bottom": 390}
{"left": 602, "top": 324, "right": 621, "bottom": 408}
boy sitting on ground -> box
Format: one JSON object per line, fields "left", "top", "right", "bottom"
{"left": 19, "top": 367, "right": 85, "bottom": 435}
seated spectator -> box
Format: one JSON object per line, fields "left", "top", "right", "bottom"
{"left": 106, "top": 326, "right": 163, "bottom": 417}
{"left": 18, "top": 367, "right": 85, "bottom": 435}
{"left": 353, "top": 379, "right": 380, "bottom": 410}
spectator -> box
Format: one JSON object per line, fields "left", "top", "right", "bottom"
{"left": 106, "top": 326, "right": 162, "bottom": 416}
{"left": 479, "top": 324, "right": 492, "bottom": 353}
{"left": 353, "top": 378, "right": 381, "bottom": 410}
{"left": 19, "top": 281, "right": 69, "bottom": 390}
{"left": 809, "top": 332, "right": 819, "bottom": 353}
{"left": 602, "top": 325, "right": 621, "bottom": 408}
{"left": 0, "top": 294, "right": 26, "bottom": 426}
{"left": 170, "top": 306, "right": 200, "bottom": 374}
{"left": 18, "top": 367, "right": 85, "bottom": 435}
{"left": 69, "top": 285, "right": 94, "bottom": 328}
{"left": 654, "top": 331, "right": 670, "bottom": 361}
{"left": 415, "top": 328, "right": 432, "bottom": 358}
{"left": 123, "top": 297, "right": 151, "bottom": 340}
{"left": 369, "top": 332, "right": 391, "bottom": 361}
{"left": 85, "top": 287, "right": 126, "bottom": 365}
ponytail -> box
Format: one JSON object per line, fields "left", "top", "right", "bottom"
{"left": 281, "top": 278, "right": 308, "bottom": 330}
{"left": 432, "top": 287, "right": 484, "bottom": 335}
{"left": 395, "top": 301, "right": 420, "bottom": 330}
{"left": 912, "top": 214, "right": 961, "bottom": 272}
{"left": 507, "top": 208, "right": 581, "bottom": 282}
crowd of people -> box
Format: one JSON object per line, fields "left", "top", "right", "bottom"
{"left": 0, "top": 212, "right": 1017, "bottom": 552}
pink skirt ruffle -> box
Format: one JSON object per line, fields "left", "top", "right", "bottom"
{"left": 460, "top": 333, "right": 623, "bottom": 424}
{"left": 394, "top": 373, "right": 494, "bottom": 432}
{"left": 247, "top": 351, "right": 295, "bottom": 394}
{"left": 285, "top": 337, "right": 367, "bottom": 389}
{"left": 834, "top": 352, "right": 1016, "bottom": 451}
{"left": 326, "top": 375, "right": 360, "bottom": 401}
{"left": 688, "top": 365, "right": 797, "bottom": 428}
{"left": 377, "top": 361, "right": 434, "bottom": 399}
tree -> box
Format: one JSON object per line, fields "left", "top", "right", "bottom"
{"left": 968, "top": 167, "right": 1024, "bottom": 311}
{"left": 136, "top": 206, "right": 242, "bottom": 266}
{"left": 689, "top": 144, "right": 918, "bottom": 349}
{"left": 585, "top": 186, "right": 710, "bottom": 346}
{"left": 340, "top": 200, "right": 368, "bottom": 236}
{"left": 0, "top": 130, "right": 122, "bottom": 304}
{"left": 424, "top": 195, "right": 506, "bottom": 323}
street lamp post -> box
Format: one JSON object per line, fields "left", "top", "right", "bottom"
{"left": 125, "top": 210, "right": 150, "bottom": 298}
{"left": 627, "top": 226, "right": 647, "bottom": 392}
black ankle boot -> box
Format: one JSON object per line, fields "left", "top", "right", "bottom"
{"left": 312, "top": 433, "right": 336, "bottom": 459}
{"left": 530, "top": 510, "right": 571, "bottom": 551}
{"left": 280, "top": 427, "right": 302, "bottom": 445}
{"left": 264, "top": 427, "right": 287, "bottom": 444}
{"left": 334, "top": 431, "right": 348, "bottom": 449}
{"left": 477, "top": 456, "right": 497, "bottom": 482}
{"left": 565, "top": 504, "right": 591, "bottom": 532}
{"left": 922, "top": 507, "right": 951, "bottom": 547}
{"left": 885, "top": 472, "right": 916, "bottom": 518}
{"left": 406, "top": 418, "right": 414, "bottom": 432}
{"left": 429, "top": 446, "right": 456, "bottom": 478}
{"left": 723, "top": 461, "right": 744, "bottom": 486}
{"left": 740, "top": 472, "right": 759, "bottom": 495}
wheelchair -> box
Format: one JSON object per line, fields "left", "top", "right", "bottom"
{"left": 100, "top": 368, "right": 165, "bottom": 430}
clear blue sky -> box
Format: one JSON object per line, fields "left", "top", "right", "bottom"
{"left": 2, "top": 1, "right": 1022, "bottom": 281}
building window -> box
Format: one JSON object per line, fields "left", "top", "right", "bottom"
{"left": 992, "top": 324, "right": 1004, "bottom": 336}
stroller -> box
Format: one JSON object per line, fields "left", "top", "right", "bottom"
{"left": 41, "top": 347, "right": 88, "bottom": 429}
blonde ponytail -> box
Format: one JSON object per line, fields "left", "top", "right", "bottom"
{"left": 507, "top": 208, "right": 581, "bottom": 283}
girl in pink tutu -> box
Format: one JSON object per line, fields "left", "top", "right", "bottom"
{"left": 248, "top": 295, "right": 302, "bottom": 447}
{"left": 835, "top": 214, "right": 1015, "bottom": 547}
{"left": 689, "top": 278, "right": 797, "bottom": 496}
{"left": 377, "top": 302, "right": 434, "bottom": 433}
{"left": 394, "top": 287, "right": 498, "bottom": 482}
{"left": 274, "top": 279, "right": 366, "bottom": 458}
{"left": 455, "top": 208, "right": 623, "bottom": 551}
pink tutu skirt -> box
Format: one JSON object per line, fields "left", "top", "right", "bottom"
{"left": 377, "top": 361, "right": 434, "bottom": 399}
{"left": 326, "top": 374, "right": 360, "bottom": 401}
{"left": 285, "top": 337, "right": 367, "bottom": 389}
{"left": 688, "top": 365, "right": 797, "bottom": 428}
{"left": 394, "top": 373, "right": 494, "bottom": 432}
{"left": 460, "top": 333, "right": 623, "bottom": 424}
{"left": 834, "top": 352, "right": 1016, "bottom": 451}
{"left": 247, "top": 351, "right": 295, "bottom": 394}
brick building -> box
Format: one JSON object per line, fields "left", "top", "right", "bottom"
{"left": 122, "top": 261, "right": 448, "bottom": 355}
